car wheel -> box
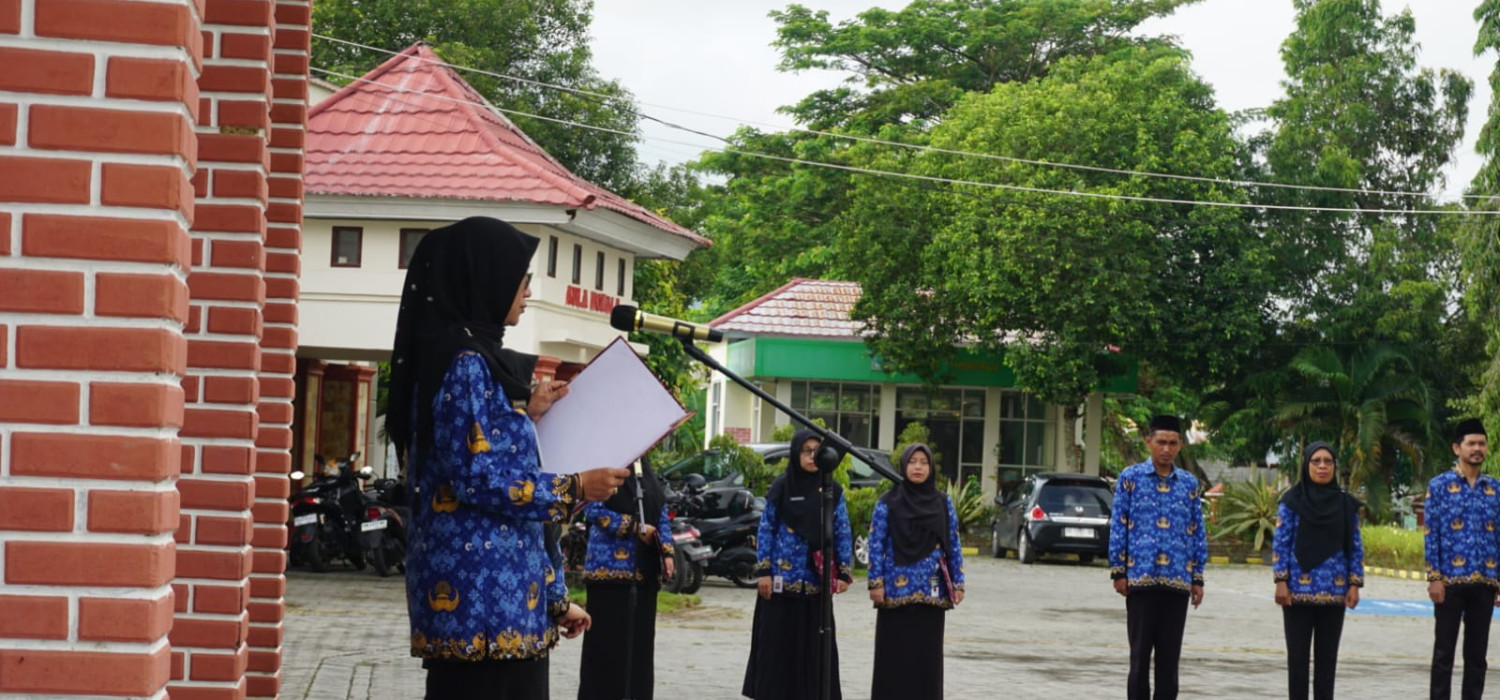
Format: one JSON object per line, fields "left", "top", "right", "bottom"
{"left": 1017, "top": 529, "right": 1037, "bottom": 565}
{"left": 854, "top": 534, "right": 870, "bottom": 569}
{"left": 990, "top": 521, "right": 1005, "bottom": 558}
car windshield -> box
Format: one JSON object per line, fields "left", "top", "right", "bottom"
{"left": 664, "top": 451, "right": 728, "bottom": 481}
{"left": 1037, "top": 483, "right": 1112, "bottom": 517}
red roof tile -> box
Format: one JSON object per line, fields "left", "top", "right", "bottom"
{"left": 710, "top": 278, "right": 865, "bottom": 338}
{"left": 305, "top": 44, "right": 706, "bottom": 246}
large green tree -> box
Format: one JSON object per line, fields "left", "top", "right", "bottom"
{"left": 312, "top": 0, "right": 641, "bottom": 190}
{"left": 1463, "top": 0, "right": 1500, "bottom": 432}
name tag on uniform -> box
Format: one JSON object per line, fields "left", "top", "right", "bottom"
{"left": 773, "top": 576, "right": 784, "bottom": 593}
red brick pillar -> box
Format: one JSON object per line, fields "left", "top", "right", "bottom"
{"left": 0, "top": 0, "right": 200, "bottom": 696}
{"left": 174, "top": 0, "right": 276, "bottom": 697}
{"left": 246, "top": 1, "right": 309, "bottom": 696}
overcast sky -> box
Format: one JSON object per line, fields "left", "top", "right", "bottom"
{"left": 590, "top": 0, "right": 1490, "bottom": 201}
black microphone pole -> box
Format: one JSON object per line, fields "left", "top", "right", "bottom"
{"left": 619, "top": 461, "right": 649, "bottom": 700}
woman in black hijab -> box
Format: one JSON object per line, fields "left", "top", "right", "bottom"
{"left": 742, "top": 430, "right": 855, "bottom": 700}
{"left": 1271, "top": 441, "right": 1365, "bottom": 700}
{"left": 387, "top": 217, "right": 627, "bottom": 700}
{"left": 865, "top": 443, "right": 965, "bottom": 700}
{"left": 575, "top": 457, "right": 676, "bottom": 700}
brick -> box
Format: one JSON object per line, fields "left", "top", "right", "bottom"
{"left": 250, "top": 548, "right": 284, "bottom": 574}
{"left": 247, "top": 648, "right": 280, "bottom": 673}
{"left": 181, "top": 407, "right": 257, "bottom": 439}
{"left": 219, "top": 32, "right": 272, "bottom": 61}
{"left": 0, "top": 268, "right": 85, "bottom": 314}
{"left": 170, "top": 649, "right": 185, "bottom": 681}
{"left": 263, "top": 276, "right": 296, "bottom": 300}
{"left": 0, "top": 155, "right": 91, "bottom": 204}
{"left": 263, "top": 302, "right": 297, "bottom": 325}
{"left": 264, "top": 226, "right": 299, "bottom": 250}
{"left": 91, "top": 382, "right": 185, "bottom": 428}
{"left": 168, "top": 616, "right": 245, "bottom": 649}
{"left": 0, "top": 647, "right": 170, "bottom": 696}
{"left": 0, "top": 47, "right": 93, "bottom": 95}
{"left": 269, "top": 77, "right": 306, "bottom": 101}
{"left": 209, "top": 239, "right": 265, "bottom": 270}
{"left": 195, "top": 515, "right": 254, "bottom": 548}
{"left": 36, "top": 0, "right": 194, "bottom": 46}
{"left": 188, "top": 339, "right": 261, "bottom": 370}
{"left": 272, "top": 2, "right": 308, "bottom": 25}
{"left": 198, "top": 133, "right": 267, "bottom": 164}
{"left": 182, "top": 374, "right": 202, "bottom": 402}
{"left": 0, "top": 487, "right": 74, "bottom": 532}
{"left": 24, "top": 214, "right": 189, "bottom": 266}
{"left": 189, "top": 648, "right": 249, "bottom": 682}
{"left": 175, "top": 547, "right": 253, "bottom": 580}
{"left": 89, "top": 489, "right": 179, "bottom": 535}
{"left": 265, "top": 201, "right": 300, "bottom": 224}
{"left": 247, "top": 575, "right": 284, "bottom": 600}
{"left": 178, "top": 477, "right": 254, "bottom": 510}
{"left": 191, "top": 237, "right": 205, "bottom": 267}
{"left": 188, "top": 272, "right": 265, "bottom": 303}
{"left": 192, "top": 583, "right": 248, "bottom": 615}
{"left": 0, "top": 596, "right": 69, "bottom": 639}
{"left": 258, "top": 326, "right": 293, "bottom": 350}
{"left": 272, "top": 25, "right": 308, "bottom": 50}
{"left": 268, "top": 151, "right": 301, "bottom": 174}
{"left": 0, "top": 0, "right": 16, "bottom": 33}
{"left": 0, "top": 324, "right": 6, "bottom": 366}
{"left": 28, "top": 105, "right": 191, "bottom": 158}
{"left": 101, "top": 163, "right": 190, "bottom": 211}
{"left": 260, "top": 353, "right": 294, "bottom": 374}
{"left": 213, "top": 168, "right": 267, "bottom": 201}
{"left": 0, "top": 103, "right": 16, "bottom": 145}
{"left": 78, "top": 595, "right": 175, "bottom": 642}
{"left": 11, "top": 432, "right": 178, "bottom": 481}
{"left": 245, "top": 674, "right": 280, "bottom": 698}
{"left": 250, "top": 501, "right": 286, "bottom": 526}
{"left": 251, "top": 523, "right": 286, "bottom": 549}
{"left": 252, "top": 474, "right": 287, "bottom": 500}
{"left": 200, "top": 64, "right": 270, "bottom": 94}
{"left": 194, "top": 203, "right": 264, "bottom": 233}
{"left": 267, "top": 102, "right": 304, "bottom": 127}
{"left": 203, "top": 376, "right": 259, "bottom": 404}
{"left": 5, "top": 541, "right": 174, "bottom": 587}
{"left": 16, "top": 326, "right": 186, "bottom": 374}
{"left": 205, "top": 0, "right": 272, "bottom": 25}
{"left": 256, "top": 401, "right": 292, "bottom": 424}
{"left": 106, "top": 56, "right": 193, "bottom": 103}
{"left": 218, "top": 99, "right": 269, "bottom": 130}
{"left": 202, "top": 444, "right": 255, "bottom": 474}
{"left": 206, "top": 306, "right": 261, "bottom": 336}
{"left": 267, "top": 125, "right": 304, "bottom": 150}
{"left": 246, "top": 599, "right": 282, "bottom": 624}
{"left": 0, "top": 379, "right": 80, "bottom": 424}
{"left": 254, "top": 450, "right": 289, "bottom": 472}
{"left": 96, "top": 273, "right": 191, "bottom": 324}
{"left": 273, "top": 52, "right": 308, "bottom": 76}
{"left": 254, "top": 426, "right": 291, "bottom": 450}
{"left": 264, "top": 251, "right": 299, "bottom": 275}
{"left": 175, "top": 514, "right": 190, "bottom": 541}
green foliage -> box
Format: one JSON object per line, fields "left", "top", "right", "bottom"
{"left": 709, "top": 432, "right": 777, "bottom": 494}
{"left": 1216, "top": 475, "right": 1283, "bottom": 551}
{"left": 768, "top": 419, "right": 855, "bottom": 491}
{"left": 892, "top": 421, "right": 940, "bottom": 476}
{"left": 1464, "top": 1, "right": 1500, "bottom": 433}
{"left": 946, "top": 475, "right": 993, "bottom": 535}
{"left": 1359, "top": 523, "right": 1426, "bottom": 571}
{"left": 312, "top": 0, "right": 641, "bottom": 190}
{"left": 844, "top": 486, "right": 882, "bottom": 541}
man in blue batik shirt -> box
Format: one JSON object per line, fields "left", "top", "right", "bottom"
{"left": 1426, "top": 418, "right": 1497, "bottom": 700}
{"left": 1108, "top": 415, "right": 1207, "bottom": 700}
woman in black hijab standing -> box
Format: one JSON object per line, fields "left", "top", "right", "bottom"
{"left": 742, "top": 430, "right": 855, "bottom": 700}
{"left": 865, "top": 443, "right": 965, "bottom": 700}
{"left": 1271, "top": 441, "right": 1365, "bottom": 700}
{"left": 387, "top": 217, "right": 628, "bottom": 699}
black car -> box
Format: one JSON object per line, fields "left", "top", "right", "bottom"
{"left": 990, "top": 473, "right": 1113, "bottom": 564}
{"left": 659, "top": 442, "right": 891, "bottom": 493}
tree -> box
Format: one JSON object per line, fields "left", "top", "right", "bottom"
{"left": 1462, "top": 0, "right": 1500, "bottom": 432}
{"left": 311, "top": 0, "right": 641, "bottom": 190}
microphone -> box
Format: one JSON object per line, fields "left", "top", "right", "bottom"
{"left": 610, "top": 305, "right": 724, "bottom": 343}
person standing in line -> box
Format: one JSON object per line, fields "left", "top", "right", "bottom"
{"left": 866, "top": 443, "right": 965, "bottom": 700}
{"left": 1108, "top": 414, "right": 1208, "bottom": 700}
{"left": 1426, "top": 419, "right": 1497, "bottom": 700}
{"left": 742, "top": 430, "right": 854, "bottom": 700}
{"left": 1273, "top": 441, "right": 1364, "bottom": 700}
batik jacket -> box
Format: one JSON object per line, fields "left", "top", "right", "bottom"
{"left": 581, "top": 501, "right": 676, "bottom": 583}
{"left": 1271, "top": 504, "right": 1365, "bottom": 605}
{"left": 1424, "top": 469, "right": 1500, "bottom": 588}
{"left": 866, "top": 498, "right": 966, "bottom": 609}
{"left": 753, "top": 496, "right": 854, "bottom": 595}
{"left": 1108, "top": 461, "right": 1208, "bottom": 594}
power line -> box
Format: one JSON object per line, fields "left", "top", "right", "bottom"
{"left": 312, "top": 33, "right": 1497, "bottom": 204}
{"left": 309, "top": 66, "right": 1498, "bottom": 217}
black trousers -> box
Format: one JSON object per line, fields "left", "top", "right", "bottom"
{"left": 1283, "top": 604, "right": 1346, "bottom": 700}
{"left": 1126, "top": 589, "right": 1190, "bottom": 700}
{"left": 1433, "top": 584, "right": 1496, "bottom": 700}
{"left": 423, "top": 657, "right": 549, "bottom": 700}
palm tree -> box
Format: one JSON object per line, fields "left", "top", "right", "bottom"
{"left": 1274, "top": 345, "right": 1432, "bottom": 519}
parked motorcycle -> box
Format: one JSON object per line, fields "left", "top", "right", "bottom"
{"left": 673, "top": 474, "right": 762, "bottom": 589}
{"left": 663, "top": 516, "right": 710, "bottom": 594}
{"left": 362, "top": 477, "right": 407, "bottom": 577}
{"left": 287, "top": 453, "right": 370, "bottom": 572}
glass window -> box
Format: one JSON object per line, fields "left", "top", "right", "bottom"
{"left": 547, "top": 236, "right": 558, "bottom": 278}
{"left": 572, "top": 244, "right": 582, "bottom": 285}
{"left": 595, "top": 251, "right": 605, "bottom": 290}
{"left": 398, "top": 229, "right": 427, "bottom": 269}
{"left": 617, "top": 258, "right": 626, "bottom": 297}
{"left": 997, "top": 390, "right": 1052, "bottom": 479}
{"left": 1036, "top": 482, "right": 1112, "bottom": 516}
{"left": 788, "top": 381, "right": 881, "bottom": 450}
{"left": 896, "top": 386, "right": 987, "bottom": 485}
{"left": 331, "top": 227, "right": 362, "bottom": 267}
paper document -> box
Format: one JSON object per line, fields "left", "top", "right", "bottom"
{"left": 533, "top": 336, "right": 691, "bottom": 474}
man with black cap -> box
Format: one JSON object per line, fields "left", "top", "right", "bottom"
{"left": 1107, "top": 415, "right": 1207, "bottom": 700}
{"left": 1426, "top": 418, "right": 1496, "bottom": 700}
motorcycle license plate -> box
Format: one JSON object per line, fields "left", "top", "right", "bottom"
{"left": 293, "top": 514, "right": 318, "bottom": 527}
{"left": 360, "top": 520, "right": 388, "bottom": 532}
{"left": 1064, "top": 527, "right": 1094, "bottom": 539}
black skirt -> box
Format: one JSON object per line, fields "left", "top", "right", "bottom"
{"left": 871, "top": 604, "right": 946, "bottom": 700}
{"left": 423, "top": 657, "right": 548, "bottom": 700}
{"left": 577, "top": 578, "right": 662, "bottom": 700}
{"left": 741, "top": 593, "right": 842, "bottom": 700}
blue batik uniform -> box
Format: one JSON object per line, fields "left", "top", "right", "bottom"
{"left": 1272, "top": 504, "right": 1365, "bottom": 604}
{"left": 866, "top": 498, "right": 965, "bottom": 609}
{"left": 1424, "top": 470, "right": 1500, "bottom": 587}
{"left": 1108, "top": 461, "right": 1208, "bottom": 593}
{"left": 754, "top": 496, "right": 854, "bottom": 593}
{"left": 406, "top": 352, "right": 579, "bottom": 661}
{"left": 581, "top": 501, "right": 676, "bottom": 582}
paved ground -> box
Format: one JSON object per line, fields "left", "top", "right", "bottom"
{"left": 284, "top": 553, "right": 1460, "bottom": 699}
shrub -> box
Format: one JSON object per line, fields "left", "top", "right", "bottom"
{"left": 1217, "top": 474, "right": 1283, "bottom": 551}
{"left": 1360, "top": 524, "right": 1425, "bottom": 571}
{"left": 709, "top": 432, "right": 777, "bottom": 494}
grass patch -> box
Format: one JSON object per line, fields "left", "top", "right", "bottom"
{"left": 569, "top": 587, "right": 702, "bottom": 613}
{"left": 1361, "top": 524, "right": 1425, "bottom": 571}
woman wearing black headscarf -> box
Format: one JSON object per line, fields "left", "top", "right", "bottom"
{"left": 1271, "top": 441, "right": 1365, "bottom": 700}
{"left": 387, "top": 217, "right": 628, "bottom": 699}
{"left": 575, "top": 457, "right": 676, "bottom": 700}
{"left": 866, "top": 443, "right": 965, "bottom": 700}
{"left": 742, "top": 430, "right": 855, "bottom": 700}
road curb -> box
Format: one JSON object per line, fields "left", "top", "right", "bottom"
{"left": 1365, "top": 565, "right": 1426, "bottom": 581}
{"left": 1209, "top": 555, "right": 1269, "bottom": 566}
{"left": 960, "top": 546, "right": 978, "bottom": 556}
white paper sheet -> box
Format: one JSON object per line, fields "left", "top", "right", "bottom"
{"left": 533, "top": 336, "right": 690, "bottom": 474}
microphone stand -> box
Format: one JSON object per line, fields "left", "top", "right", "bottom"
{"left": 619, "top": 461, "right": 650, "bottom": 700}
{"left": 676, "top": 338, "right": 896, "bottom": 700}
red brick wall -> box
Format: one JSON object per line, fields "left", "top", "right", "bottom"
{"left": 0, "top": 0, "right": 201, "bottom": 696}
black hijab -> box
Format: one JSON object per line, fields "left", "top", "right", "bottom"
{"left": 880, "top": 443, "right": 949, "bottom": 566}
{"left": 1280, "top": 441, "right": 1362, "bottom": 571}
{"left": 768, "top": 430, "right": 841, "bottom": 551}
{"left": 604, "top": 458, "right": 666, "bottom": 522}
{"left": 386, "top": 217, "right": 540, "bottom": 462}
